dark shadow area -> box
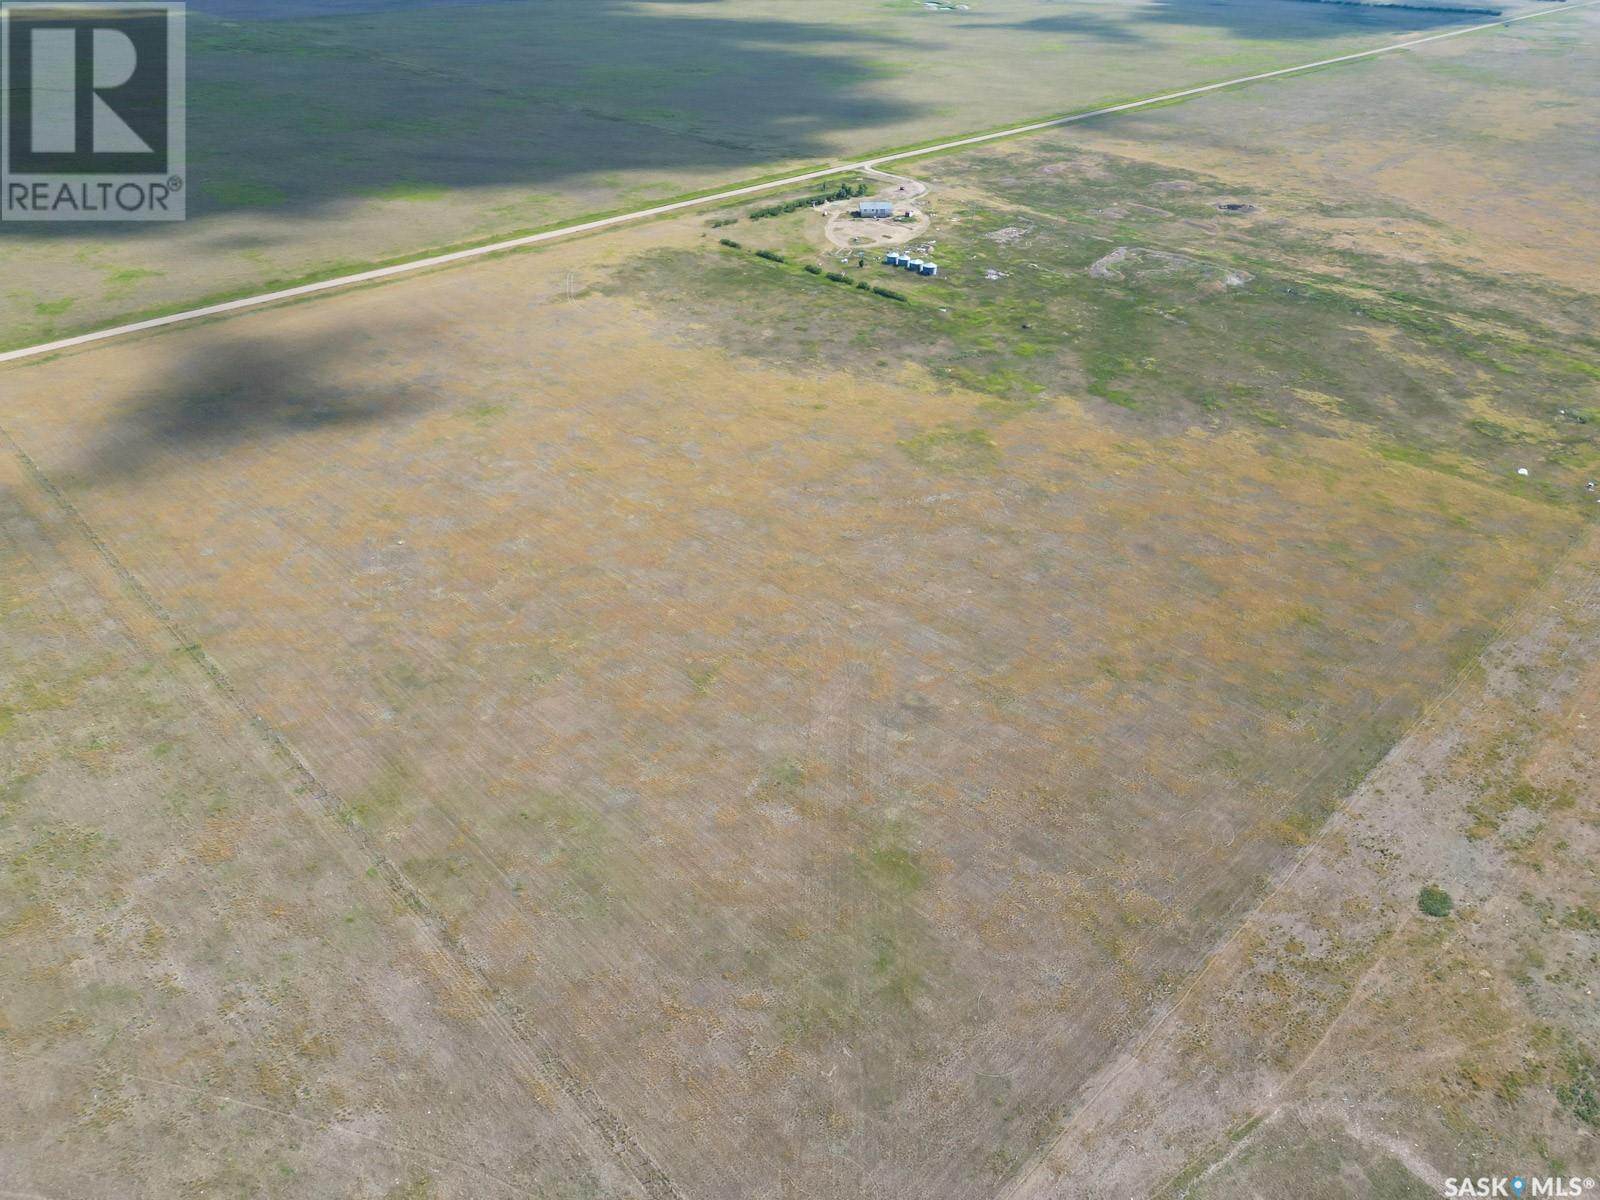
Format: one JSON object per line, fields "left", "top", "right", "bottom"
{"left": 984, "top": 0, "right": 1498, "bottom": 43}
{"left": 193, "top": 0, "right": 530, "bottom": 15}
{"left": 0, "top": 0, "right": 1490, "bottom": 255}
{"left": 0, "top": 0, "right": 913, "bottom": 244}
{"left": 75, "top": 325, "right": 433, "bottom": 482}
{"left": 968, "top": 10, "right": 1148, "bottom": 44}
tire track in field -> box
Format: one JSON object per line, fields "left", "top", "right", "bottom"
{"left": 0, "top": 421, "right": 685, "bottom": 1200}
{"left": 997, "top": 528, "right": 1600, "bottom": 1200}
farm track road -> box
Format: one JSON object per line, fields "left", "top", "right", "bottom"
{"left": 1, "top": 0, "right": 1596, "bottom": 369}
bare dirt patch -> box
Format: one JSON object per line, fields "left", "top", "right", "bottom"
{"left": 822, "top": 170, "right": 932, "bottom": 253}
{"left": 1088, "top": 245, "right": 1253, "bottom": 288}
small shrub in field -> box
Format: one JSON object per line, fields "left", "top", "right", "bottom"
{"left": 1561, "top": 906, "right": 1600, "bottom": 931}
{"left": 755, "top": 249, "right": 786, "bottom": 263}
{"left": 804, "top": 265, "right": 822, "bottom": 275}
{"left": 1418, "top": 885, "right": 1454, "bottom": 918}
{"left": 718, "top": 238, "right": 741, "bottom": 249}
{"left": 1558, "top": 1047, "right": 1600, "bottom": 1128}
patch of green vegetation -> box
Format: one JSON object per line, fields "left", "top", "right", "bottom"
{"left": 105, "top": 267, "right": 164, "bottom": 288}
{"left": 525, "top": 639, "right": 567, "bottom": 686}
{"left": 342, "top": 761, "right": 413, "bottom": 830}
{"left": 33, "top": 298, "right": 74, "bottom": 317}
{"left": 202, "top": 179, "right": 289, "bottom": 209}
{"left": 366, "top": 181, "right": 450, "bottom": 203}
{"left": 6, "top": 822, "right": 106, "bottom": 892}
{"left": 1377, "top": 443, "right": 1465, "bottom": 479}
{"left": 1469, "top": 418, "right": 1536, "bottom": 444}
{"left": 1560, "top": 906, "right": 1600, "bottom": 932}
{"left": 1510, "top": 344, "right": 1600, "bottom": 380}
{"left": 774, "top": 816, "right": 936, "bottom": 1049}
{"left": 460, "top": 402, "right": 508, "bottom": 427}
{"left": 1418, "top": 885, "right": 1454, "bottom": 919}
{"left": 864, "top": 827, "right": 927, "bottom": 896}
{"left": 383, "top": 1169, "right": 436, "bottom": 1200}
{"left": 685, "top": 660, "right": 722, "bottom": 694}
{"left": 1466, "top": 781, "right": 1572, "bottom": 840}
{"left": 1272, "top": 795, "right": 1341, "bottom": 848}
{"left": 899, "top": 424, "right": 999, "bottom": 473}
{"left": 1556, "top": 1045, "right": 1600, "bottom": 1129}
{"left": 1152, "top": 1114, "right": 1264, "bottom": 1199}
{"left": 617, "top": 133, "right": 1599, "bottom": 524}
{"left": 761, "top": 758, "right": 806, "bottom": 793}
{"left": 513, "top": 789, "right": 621, "bottom": 921}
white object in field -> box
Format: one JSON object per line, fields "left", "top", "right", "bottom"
{"left": 1517, "top": 468, "right": 1530, "bottom": 476}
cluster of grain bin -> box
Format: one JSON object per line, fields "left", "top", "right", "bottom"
{"left": 883, "top": 251, "right": 938, "bottom": 276}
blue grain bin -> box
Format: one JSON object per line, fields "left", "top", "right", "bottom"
{"left": 906, "top": 258, "right": 923, "bottom": 272}
{"left": 885, "top": 251, "right": 902, "bottom": 266}
{"left": 921, "top": 262, "right": 938, "bottom": 277}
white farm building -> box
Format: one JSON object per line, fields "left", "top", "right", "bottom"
{"left": 859, "top": 200, "right": 895, "bottom": 219}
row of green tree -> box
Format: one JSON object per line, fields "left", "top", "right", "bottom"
{"left": 720, "top": 241, "right": 908, "bottom": 302}
{"left": 748, "top": 179, "right": 870, "bottom": 220}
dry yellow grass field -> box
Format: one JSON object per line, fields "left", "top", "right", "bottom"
{"left": 0, "top": 218, "right": 1584, "bottom": 1195}
{"left": 2, "top": 9, "right": 1598, "bottom": 1199}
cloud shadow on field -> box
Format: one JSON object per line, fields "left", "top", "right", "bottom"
{"left": 76, "top": 325, "right": 433, "bottom": 482}
{"left": 0, "top": 0, "right": 1502, "bottom": 258}
{"left": 985, "top": 0, "right": 1499, "bottom": 43}
{"left": 0, "top": 0, "right": 915, "bottom": 244}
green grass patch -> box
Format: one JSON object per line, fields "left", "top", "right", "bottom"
{"left": 202, "top": 179, "right": 290, "bottom": 209}
{"left": 899, "top": 425, "right": 999, "bottom": 473}
{"left": 365, "top": 181, "right": 451, "bottom": 203}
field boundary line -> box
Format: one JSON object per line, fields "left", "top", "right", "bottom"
{"left": 0, "top": 419, "right": 685, "bottom": 1200}
{"left": 995, "top": 525, "right": 1600, "bottom": 1200}
{"left": 1, "top": 0, "right": 1595, "bottom": 368}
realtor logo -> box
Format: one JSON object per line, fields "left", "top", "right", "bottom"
{"left": 2, "top": 2, "right": 185, "bottom": 221}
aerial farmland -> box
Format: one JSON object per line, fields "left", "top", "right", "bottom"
{"left": 1, "top": 2, "right": 1597, "bottom": 1198}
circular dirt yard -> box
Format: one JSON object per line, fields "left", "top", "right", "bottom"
{"left": 822, "top": 170, "right": 931, "bottom": 251}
